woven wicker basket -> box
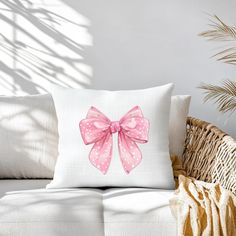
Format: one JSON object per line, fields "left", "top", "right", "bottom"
{"left": 183, "top": 117, "right": 236, "bottom": 195}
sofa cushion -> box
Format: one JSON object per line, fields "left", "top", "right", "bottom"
{"left": 169, "top": 95, "right": 191, "bottom": 157}
{"left": 0, "top": 180, "right": 176, "bottom": 236}
{"left": 48, "top": 84, "right": 175, "bottom": 189}
{"left": 103, "top": 188, "right": 176, "bottom": 236}
{"left": 0, "top": 180, "right": 104, "bottom": 236}
{"left": 0, "top": 94, "right": 58, "bottom": 178}
{"left": 0, "top": 179, "right": 50, "bottom": 196}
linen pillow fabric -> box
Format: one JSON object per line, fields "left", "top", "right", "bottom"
{"left": 169, "top": 95, "right": 191, "bottom": 157}
{"left": 47, "top": 84, "right": 175, "bottom": 189}
{"left": 0, "top": 94, "right": 58, "bottom": 178}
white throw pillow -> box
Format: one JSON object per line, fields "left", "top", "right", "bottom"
{"left": 47, "top": 84, "right": 175, "bottom": 189}
{"left": 0, "top": 94, "right": 58, "bottom": 178}
{"left": 169, "top": 95, "right": 191, "bottom": 157}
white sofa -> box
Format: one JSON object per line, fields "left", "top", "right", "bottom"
{"left": 0, "top": 94, "right": 178, "bottom": 236}
{"left": 0, "top": 93, "right": 234, "bottom": 236}
{"left": 0, "top": 180, "right": 176, "bottom": 236}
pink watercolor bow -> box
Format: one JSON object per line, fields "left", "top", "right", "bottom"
{"left": 79, "top": 106, "right": 149, "bottom": 174}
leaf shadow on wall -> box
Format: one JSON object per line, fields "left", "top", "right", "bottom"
{"left": 0, "top": 0, "right": 92, "bottom": 95}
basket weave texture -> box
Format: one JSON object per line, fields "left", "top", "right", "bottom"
{"left": 183, "top": 117, "right": 236, "bottom": 195}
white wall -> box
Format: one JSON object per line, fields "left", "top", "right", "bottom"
{"left": 0, "top": 0, "right": 236, "bottom": 136}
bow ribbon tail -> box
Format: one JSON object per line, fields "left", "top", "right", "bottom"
{"left": 118, "top": 131, "right": 142, "bottom": 174}
{"left": 89, "top": 132, "right": 113, "bottom": 174}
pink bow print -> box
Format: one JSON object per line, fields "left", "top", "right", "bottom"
{"left": 79, "top": 106, "right": 149, "bottom": 174}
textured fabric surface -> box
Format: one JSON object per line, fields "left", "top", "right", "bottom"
{"left": 103, "top": 188, "right": 177, "bottom": 236}
{"left": 0, "top": 180, "right": 176, "bottom": 236}
{"left": 0, "top": 180, "right": 104, "bottom": 236}
{"left": 0, "top": 179, "right": 50, "bottom": 196}
{"left": 169, "top": 95, "right": 191, "bottom": 157}
{"left": 0, "top": 94, "right": 58, "bottom": 178}
{"left": 170, "top": 156, "right": 236, "bottom": 236}
{"left": 48, "top": 84, "right": 175, "bottom": 189}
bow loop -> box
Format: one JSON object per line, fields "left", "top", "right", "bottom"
{"left": 121, "top": 117, "right": 149, "bottom": 143}
{"left": 79, "top": 107, "right": 111, "bottom": 145}
{"left": 79, "top": 106, "right": 149, "bottom": 174}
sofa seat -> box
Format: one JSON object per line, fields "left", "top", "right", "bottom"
{"left": 0, "top": 180, "right": 176, "bottom": 236}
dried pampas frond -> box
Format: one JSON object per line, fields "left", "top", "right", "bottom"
{"left": 199, "top": 80, "right": 236, "bottom": 113}
{"left": 199, "top": 15, "right": 236, "bottom": 65}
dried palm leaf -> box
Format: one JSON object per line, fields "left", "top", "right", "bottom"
{"left": 213, "top": 47, "right": 236, "bottom": 65}
{"left": 199, "top": 80, "right": 236, "bottom": 113}
{"left": 199, "top": 15, "right": 236, "bottom": 41}
{"left": 199, "top": 15, "right": 236, "bottom": 65}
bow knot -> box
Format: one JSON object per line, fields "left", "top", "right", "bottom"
{"left": 110, "top": 121, "right": 120, "bottom": 133}
{"left": 79, "top": 106, "right": 149, "bottom": 174}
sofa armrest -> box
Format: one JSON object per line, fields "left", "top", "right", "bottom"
{"left": 183, "top": 117, "right": 236, "bottom": 194}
